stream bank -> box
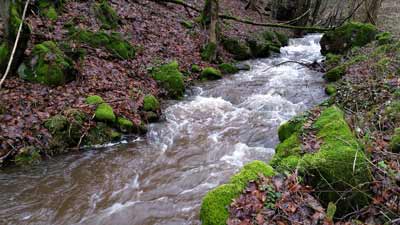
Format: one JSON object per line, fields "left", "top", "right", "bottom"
{"left": 0, "top": 34, "right": 326, "bottom": 225}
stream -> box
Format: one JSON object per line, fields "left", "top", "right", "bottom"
{"left": 0, "top": 34, "right": 326, "bottom": 225}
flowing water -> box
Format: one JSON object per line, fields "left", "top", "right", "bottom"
{"left": 0, "top": 34, "right": 326, "bottom": 225}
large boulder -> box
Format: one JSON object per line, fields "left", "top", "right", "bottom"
{"left": 320, "top": 22, "right": 378, "bottom": 55}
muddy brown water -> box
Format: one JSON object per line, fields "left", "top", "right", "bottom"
{"left": 0, "top": 34, "right": 326, "bottom": 225}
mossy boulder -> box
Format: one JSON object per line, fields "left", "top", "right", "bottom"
{"left": 325, "top": 65, "right": 346, "bottom": 82}
{"left": 376, "top": 32, "right": 393, "bottom": 45}
{"left": 19, "top": 41, "right": 74, "bottom": 86}
{"left": 320, "top": 22, "right": 378, "bottom": 55}
{"left": 95, "top": 103, "right": 116, "bottom": 122}
{"left": 390, "top": 128, "right": 400, "bottom": 153}
{"left": 86, "top": 95, "right": 104, "bottom": 105}
{"left": 218, "top": 63, "right": 239, "bottom": 74}
{"left": 221, "top": 37, "right": 252, "bottom": 60}
{"left": 325, "top": 53, "right": 341, "bottom": 69}
{"left": 143, "top": 94, "right": 160, "bottom": 112}
{"left": 71, "top": 29, "right": 135, "bottom": 59}
{"left": 271, "top": 106, "right": 371, "bottom": 214}
{"left": 261, "top": 30, "right": 288, "bottom": 53}
{"left": 246, "top": 37, "right": 271, "bottom": 58}
{"left": 325, "top": 84, "right": 337, "bottom": 96}
{"left": 117, "top": 117, "right": 134, "bottom": 133}
{"left": 94, "top": 0, "right": 120, "bottom": 29}
{"left": 200, "top": 161, "right": 275, "bottom": 225}
{"left": 151, "top": 61, "right": 185, "bottom": 99}
{"left": 201, "top": 67, "right": 222, "bottom": 80}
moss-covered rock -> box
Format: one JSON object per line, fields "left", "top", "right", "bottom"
{"left": 246, "top": 37, "right": 271, "bottom": 58}
{"left": 201, "top": 42, "right": 217, "bottom": 62}
{"left": 201, "top": 67, "right": 222, "bottom": 80}
{"left": 94, "top": 0, "right": 120, "bottom": 29}
{"left": 390, "top": 128, "right": 400, "bottom": 153}
{"left": 86, "top": 95, "right": 104, "bottom": 105}
{"left": 95, "top": 103, "right": 116, "bottom": 122}
{"left": 221, "top": 37, "right": 252, "bottom": 60}
{"left": 20, "top": 41, "right": 74, "bottom": 86}
{"left": 191, "top": 64, "right": 202, "bottom": 73}
{"left": 325, "top": 65, "right": 346, "bottom": 82}
{"left": 143, "top": 94, "right": 160, "bottom": 112}
{"left": 71, "top": 29, "right": 135, "bottom": 59}
{"left": 218, "top": 63, "right": 239, "bottom": 74}
{"left": 325, "top": 53, "right": 341, "bottom": 68}
{"left": 117, "top": 117, "right": 134, "bottom": 133}
{"left": 200, "top": 161, "right": 275, "bottom": 225}
{"left": 271, "top": 106, "right": 371, "bottom": 214}
{"left": 325, "top": 84, "right": 337, "bottom": 96}
{"left": 84, "top": 122, "right": 120, "bottom": 145}
{"left": 14, "top": 146, "right": 41, "bottom": 166}
{"left": 151, "top": 61, "right": 185, "bottom": 99}
{"left": 277, "top": 115, "right": 306, "bottom": 142}
{"left": 376, "top": 32, "right": 393, "bottom": 46}
{"left": 320, "top": 22, "right": 378, "bottom": 55}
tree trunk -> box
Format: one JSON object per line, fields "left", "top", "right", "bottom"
{"left": 201, "top": 0, "right": 219, "bottom": 62}
{"left": 0, "top": 0, "right": 11, "bottom": 39}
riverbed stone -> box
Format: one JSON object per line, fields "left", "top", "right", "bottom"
{"left": 200, "top": 161, "right": 275, "bottom": 225}
{"left": 320, "top": 22, "right": 378, "bottom": 55}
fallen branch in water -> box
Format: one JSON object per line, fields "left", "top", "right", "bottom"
{"left": 263, "top": 60, "right": 315, "bottom": 72}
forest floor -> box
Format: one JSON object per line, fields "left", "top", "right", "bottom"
{"left": 0, "top": 0, "right": 281, "bottom": 164}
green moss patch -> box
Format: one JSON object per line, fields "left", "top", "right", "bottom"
{"left": 143, "top": 94, "right": 160, "bottom": 112}
{"left": 0, "top": 42, "right": 10, "bottom": 73}
{"left": 94, "top": 0, "right": 120, "bottom": 29}
{"left": 151, "top": 61, "right": 185, "bottom": 99}
{"left": 320, "top": 22, "right": 378, "bottom": 55}
{"left": 191, "top": 64, "right": 202, "bottom": 73}
{"left": 218, "top": 63, "right": 239, "bottom": 74}
{"left": 84, "top": 122, "right": 120, "bottom": 145}
{"left": 201, "top": 42, "right": 217, "bottom": 62}
{"left": 71, "top": 29, "right": 135, "bottom": 59}
{"left": 95, "top": 103, "right": 116, "bottom": 122}
{"left": 200, "top": 161, "right": 275, "bottom": 225}
{"left": 86, "top": 95, "right": 105, "bottom": 105}
{"left": 390, "top": 128, "right": 400, "bottom": 153}
{"left": 277, "top": 115, "right": 307, "bottom": 142}
{"left": 271, "top": 106, "right": 371, "bottom": 214}
{"left": 20, "top": 41, "right": 74, "bottom": 86}
{"left": 221, "top": 37, "right": 252, "bottom": 60}
{"left": 117, "top": 117, "right": 134, "bottom": 133}
{"left": 376, "top": 32, "right": 393, "bottom": 45}
{"left": 325, "top": 65, "right": 346, "bottom": 82}
{"left": 201, "top": 67, "right": 222, "bottom": 80}
{"left": 325, "top": 84, "right": 337, "bottom": 96}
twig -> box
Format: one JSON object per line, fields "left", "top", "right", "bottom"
{"left": 0, "top": 0, "right": 30, "bottom": 89}
{"left": 263, "top": 60, "right": 312, "bottom": 72}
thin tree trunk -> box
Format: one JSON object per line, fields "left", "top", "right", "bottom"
{"left": 0, "top": 0, "right": 11, "bottom": 38}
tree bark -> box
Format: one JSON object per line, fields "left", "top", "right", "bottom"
{"left": 0, "top": 0, "right": 11, "bottom": 38}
